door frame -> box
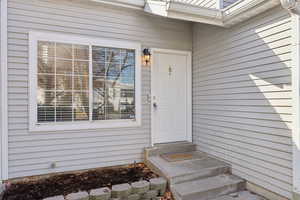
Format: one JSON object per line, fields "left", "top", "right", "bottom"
{"left": 150, "top": 48, "right": 192, "bottom": 146}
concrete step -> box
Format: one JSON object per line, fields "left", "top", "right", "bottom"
{"left": 212, "top": 191, "right": 265, "bottom": 200}
{"left": 171, "top": 174, "right": 245, "bottom": 200}
{"left": 171, "top": 164, "right": 230, "bottom": 185}
{"left": 145, "top": 142, "right": 196, "bottom": 158}
{"left": 146, "top": 152, "right": 230, "bottom": 184}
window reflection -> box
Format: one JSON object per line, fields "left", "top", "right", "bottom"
{"left": 92, "top": 46, "right": 135, "bottom": 121}
{"left": 37, "top": 41, "right": 89, "bottom": 123}
{"left": 37, "top": 41, "right": 136, "bottom": 123}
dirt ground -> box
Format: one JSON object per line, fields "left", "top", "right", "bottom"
{"left": 2, "top": 163, "right": 173, "bottom": 200}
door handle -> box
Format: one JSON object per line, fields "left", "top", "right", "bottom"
{"left": 153, "top": 102, "right": 158, "bottom": 109}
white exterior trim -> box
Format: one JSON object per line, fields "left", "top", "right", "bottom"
{"left": 145, "top": 0, "right": 282, "bottom": 27}
{"left": 216, "top": 0, "right": 224, "bottom": 9}
{"left": 144, "top": 1, "right": 224, "bottom": 26}
{"left": 150, "top": 48, "right": 192, "bottom": 146}
{"left": 291, "top": 12, "right": 300, "bottom": 196}
{"left": 223, "top": 0, "right": 281, "bottom": 26}
{"left": 281, "top": 2, "right": 300, "bottom": 196}
{"left": 29, "top": 31, "right": 142, "bottom": 132}
{"left": 167, "top": 2, "right": 224, "bottom": 26}
{"left": 92, "top": 0, "right": 283, "bottom": 27}
{"left": 90, "top": 0, "right": 145, "bottom": 10}
{"left": 0, "top": 0, "right": 8, "bottom": 181}
{"left": 280, "top": 0, "right": 300, "bottom": 14}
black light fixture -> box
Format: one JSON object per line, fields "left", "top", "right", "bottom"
{"left": 143, "top": 48, "right": 151, "bottom": 66}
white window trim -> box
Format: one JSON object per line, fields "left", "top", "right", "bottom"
{"left": 29, "top": 31, "right": 142, "bottom": 132}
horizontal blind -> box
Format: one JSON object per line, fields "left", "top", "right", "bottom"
{"left": 37, "top": 42, "right": 136, "bottom": 124}
{"left": 37, "top": 41, "right": 90, "bottom": 123}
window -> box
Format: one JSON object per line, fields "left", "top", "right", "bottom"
{"left": 92, "top": 46, "right": 136, "bottom": 121}
{"left": 29, "top": 32, "right": 141, "bottom": 132}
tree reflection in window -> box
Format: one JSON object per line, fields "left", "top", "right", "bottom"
{"left": 37, "top": 41, "right": 135, "bottom": 123}
{"left": 92, "top": 46, "right": 135, "bottom": 120}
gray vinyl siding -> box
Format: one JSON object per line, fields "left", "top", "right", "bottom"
{"left": 172, "top": 0, "right": 217, "bottom": 9}
{"left": 7, "top": 0, "right": 192, "bottom": 179}
{"left": 193, "top": 6, "right": 292, "bottom": 199}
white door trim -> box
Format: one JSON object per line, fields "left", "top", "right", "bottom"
{"left": 150, "top": 48, "right": 192, "bottom": 146}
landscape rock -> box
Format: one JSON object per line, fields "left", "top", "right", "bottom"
{"left": 0, "top": 184, "right": 5, "bottom": 199}
{"left": 141, "top": 190, "right": 158, "bottom": 200}
{"left": 66, "top": 191, "right": 89, "bottom": 200}
{"left": 111, "top": 183, "right": 132, "bottom": 199}
{"left": 128, "top": 193, "right": 140, "bottom": 200}
{"left": 43, "top": 195, "right": 65, "bottom": 200}
{"left": 131, "top": 181, "right": 150, "bottom": 194}
{"left": 149, "top": 178, "right": 167, "bottom": 196}
{"left": 90, "top": 187, "right": 111, "bottom": 200}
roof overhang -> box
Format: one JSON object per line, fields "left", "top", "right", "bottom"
{"left": 280, "top": 0, "right": 300, "bottom": 14}
{"left": 223, "top": 0, "right": 281, "bottom": 27}
{"left": 144, "top": 1, "right": 223, "bottom": 26}
{"left": 89, "top": 0, "right": 300, "bottom": 27}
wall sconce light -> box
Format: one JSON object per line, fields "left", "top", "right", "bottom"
{"left": 143, "top": 48, "right": 151, "bottom": 66}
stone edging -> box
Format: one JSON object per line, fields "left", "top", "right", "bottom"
{"left": 43, "top": 177, "right": 167, "bottom": 200}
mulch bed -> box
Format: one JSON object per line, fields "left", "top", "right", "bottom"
{"left": 2, "top": 163, "right": 171, "bottom": 200}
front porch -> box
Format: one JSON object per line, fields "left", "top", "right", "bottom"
{"left": 144, "top": 142, "right": 265, "bottom": 200}
{"left": 0, "top": 0, "right": 298, "bottom": 199}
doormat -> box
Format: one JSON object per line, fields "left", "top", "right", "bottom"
{"left": 161, "top": 152, "right": 204, "bottom": 162}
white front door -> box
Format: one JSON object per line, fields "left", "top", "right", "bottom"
{"left": 151, "top": 49, "right": 192, "bottom": 144}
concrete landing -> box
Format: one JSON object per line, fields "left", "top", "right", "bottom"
{"left": 147, "top": 153, "right": 230, "bottom": 184}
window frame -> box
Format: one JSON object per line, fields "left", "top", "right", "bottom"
{"left": 29, "top": 31, "right": 142, "bottom": 132}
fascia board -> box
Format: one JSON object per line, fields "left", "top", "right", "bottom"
{"left": 90, "top": 0, "right": 145, "bottom": 9}
{"left": 223, "top": 0, "right": 281, "bottom": 27}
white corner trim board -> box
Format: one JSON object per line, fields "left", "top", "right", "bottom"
{"left": 0, "top": 0, "right": 8, "bottom": 181}
{"left": 288, "top": 4, "right": 300, "bottom": 196}
{"left": 280, "top": 0, "right": 300, "bottom": 196}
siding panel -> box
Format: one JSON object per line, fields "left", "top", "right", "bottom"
{"left": 193, "top": 6, "right": 292, "bottom": 198}
{"left": 7, "top": 0, "right": 192, "bottom": 178}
